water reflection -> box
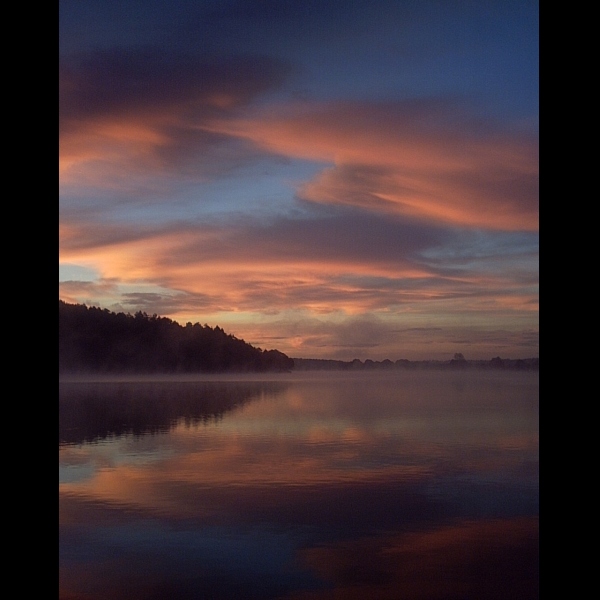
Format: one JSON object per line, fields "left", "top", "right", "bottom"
{"left": 59, "top": 379, "right": 289, "bottom": 446}
{"left": 296, "top": 517, "right": 539, "bottom": 600}
{"left": 59, "top": 371, "right": 538, "bottom": 599}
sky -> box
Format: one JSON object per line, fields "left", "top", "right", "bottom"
{"left": 59, "top": 0, "right": 538, "bottom": 361}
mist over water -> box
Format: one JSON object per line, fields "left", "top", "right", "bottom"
{"left": 59, "top": 370, "right": 538, "bottom": 600}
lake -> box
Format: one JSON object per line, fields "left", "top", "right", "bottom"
{"left": 59, "top": 370, "right": 539, "bottom": 599}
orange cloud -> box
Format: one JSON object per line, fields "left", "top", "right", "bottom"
{"left": 60, "top": 116, "right": 173, "bottom": 187}
{"left": 59, "top": 211, "right": 538, "bottom": 360}
{"left": 59, "top": 49, "right": 291, "bottom": 193}
{"left": 213, "top": 101, "right": 538, "bottom": 231}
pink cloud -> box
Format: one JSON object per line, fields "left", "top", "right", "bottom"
{"left": 214, "top": 100, "right": 538, "bottom": 231}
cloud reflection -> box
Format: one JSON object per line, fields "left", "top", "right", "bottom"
{"left": 295, "top": 517, "right": 539, "bottom": 600}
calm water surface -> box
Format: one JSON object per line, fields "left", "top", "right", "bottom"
{"left": 59, "top": 370, "right": 539, "bottom": 599}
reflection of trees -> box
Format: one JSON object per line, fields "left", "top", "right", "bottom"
{"left": 59, "top": 380, "right": 288, "bottom": 446}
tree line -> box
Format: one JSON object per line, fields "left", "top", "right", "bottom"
{"left": 59, "top": 300, "right": 294, "bottom": 373}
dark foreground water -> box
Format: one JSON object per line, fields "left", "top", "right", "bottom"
{"left": 59, "top": 370, "right": 539, "bottom": 600}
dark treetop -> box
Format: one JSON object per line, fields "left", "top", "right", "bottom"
{"left": 59, "top": 300, "right": 294, "bottom": 373}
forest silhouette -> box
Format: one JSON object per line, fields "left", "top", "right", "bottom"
{"left": 59, "top": 300, "right": 294, "bottom": 373}
{"left": 59, "top": 300, "right": 538, "bottom": 373}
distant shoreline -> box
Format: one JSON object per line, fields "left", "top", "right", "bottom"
{"left": 59, "top": 356, "right": 538, "bottom": 381}
{"left": 291, "top": 356, "right": 538, "bottom": 371}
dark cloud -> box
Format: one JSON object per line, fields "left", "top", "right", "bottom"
{"left": 279, "top": 319, "right": 540, "bottom": 360}
{"left": 59, "top": 279, "right": 120, "bottom": 308}
{"left": 115, "top": 291, "right": 221, "bottom": 316}
{"left": 157, "top": 206, "right": 450, "bottom": 268}
{"left": 59, "top": 279, "right": 118, "bottom": 296}
{"left": 60, "top": 47, "right": 291, "bottom": 128}
{"left": 60, "top": 220, "right": 167, "bottom": 251}
{"left": 302, "top": 316, "right": 404, "bottom": 351}
{"left": 59, "top": 47, "right": 292, "bottom": 188}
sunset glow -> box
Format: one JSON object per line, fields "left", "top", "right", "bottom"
{"left": 59, "top": 0, "right": 538, "bottom": 361}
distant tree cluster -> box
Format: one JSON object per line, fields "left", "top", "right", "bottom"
{"left": 292, "top": 356, "right": 538, "bottom": 371}
{"left": 59, "top": 301, "right": 294, "bottom": 373}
